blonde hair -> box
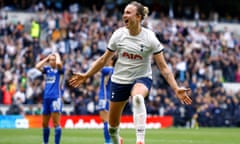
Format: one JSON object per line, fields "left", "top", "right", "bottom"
{"left": 143, "top": 6, "right": 149, "bottom": 19}
{"left": 130, "top": 1, "right": 149, "bottom": 20}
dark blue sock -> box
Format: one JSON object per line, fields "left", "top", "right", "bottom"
{"left": 55, "top": 126, "right": 62, "bottom": 144}
{"left": 103, "top": 122, "right": 111, "bottom": 143}
{"left": 43, "top": 127, "right": 50, "bottom": 144}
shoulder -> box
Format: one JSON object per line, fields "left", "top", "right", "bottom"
{"left": 113, "top": 27, "right": 128, "bottom": 36}
{"left": 142, "top": 27, "right": 156, "bottom": 37}
{"left": 116, "top": 27, "right": 128, "bottom": 33}
{"left": 43, "top": 66, "right": 50, "bottom": 71}
{"left": 142, "top": 27, "right": 160, "bottom": 45}
{"left": 109, "top": 27, "right": 128, "bottom": 45}
{"left": 58, "top": 66, "right": 65, "bottom": 74}
{"left": 102, "top": 66, "right": 113, "bottom": 73}
{"left": 44, "top": 65, "right": 50, "bottom": 68}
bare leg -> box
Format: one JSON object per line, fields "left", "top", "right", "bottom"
{"left": 108, "top": 101, "right": 127, "bottom": 144}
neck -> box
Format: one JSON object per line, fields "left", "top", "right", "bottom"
{"left": 129, "top": 24, "right": 141, "bottom": 36}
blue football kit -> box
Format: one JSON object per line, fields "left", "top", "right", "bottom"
{"left": 97, "top": 66, "right": 114, "bottom": 111}
{"left": 42, "top": 66, "right": 64, "bottom": 115}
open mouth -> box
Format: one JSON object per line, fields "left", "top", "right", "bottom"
{"left": 124, "top": 19, "right": 129, "bottom": 24}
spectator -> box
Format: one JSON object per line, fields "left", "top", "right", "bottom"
{"left": 25, "top": 105, "right": 35, "bottom": 115}
{"left": 13, "top": 86, "right": 26, "bottom": 104}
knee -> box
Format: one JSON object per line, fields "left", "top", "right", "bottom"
{"left": 42, "top": 121, "right": 48, "bottom": 128}
{"left": 53, "top": 120, "right": 60, "bottom": 128}
{"left": 132, "top": 94, "right": 144, "bottom": 106}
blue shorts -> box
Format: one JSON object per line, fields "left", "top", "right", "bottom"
{"left": 96, "top": 100, "right": 109, "bottom": 111}
{"left": 42, "top": 98, "right": 62, "bottom": 115}
{"left": 110, "top": 77, "right": 152, "bottom": 102}
{"left": 96, "top": 86, "right": 111, "bottom": 111}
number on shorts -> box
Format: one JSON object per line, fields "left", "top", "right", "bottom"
{"left": 98, "top": 100, "right": 106, "bottom": 109}
{"left": 52, "top": 98, "right": 61, "bottom": 111}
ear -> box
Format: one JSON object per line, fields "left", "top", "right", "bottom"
{"left": 136, "top": 14, "right": 142, "bottom": 21}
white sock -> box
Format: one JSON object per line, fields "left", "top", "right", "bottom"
{"left": 109, "top": 126, "right": 120, "bottom": 144}
{"left": 133, "top": 94, "right": 146, "bottom": 143}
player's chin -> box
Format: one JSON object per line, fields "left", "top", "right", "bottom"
{"left": 124, "top": 23, "right": 130, "bottom": 29}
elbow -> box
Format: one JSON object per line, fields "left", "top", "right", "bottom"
{"left": 35, "top": 64, "right": 40, "bottom": 70}
{"left": 56, "top": 63, "right": 62, "bottom": 70}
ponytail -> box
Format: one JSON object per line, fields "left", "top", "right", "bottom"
{"left": 143, "top": 6, "right": 149, "bottom": 19}
{"left": 129, "top": 1, "right": 149, "bottom": 20}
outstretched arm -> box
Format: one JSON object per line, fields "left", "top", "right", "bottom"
{"left": 154, "top": 52, "right": 192, "bottom": 104}
{"left": 69, "top": 50, "right": 115, "bottom": 88}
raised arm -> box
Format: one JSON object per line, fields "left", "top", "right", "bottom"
{"left": 35, "top": 55, "right": 50, "bottom": 72}
{"left": 54, "top": 53, "right": 63, "bottom": 70}
{"left": 154, "top": 52, "right": 192, "bottom": 104}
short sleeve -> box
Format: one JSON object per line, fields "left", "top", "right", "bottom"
{"left": 101, "top": 67, "right": 113, "bottom": 75}
{"left": 150, "top": 32, "right": 164, "bottom": 54}
{"left": 43, "top": 66, "right": 49, "bottom": 74}
{"left": 59, "top": 67, "right": 65, "bottom": 75}
{"left": 107, "top": 29, "right": 122, "bottom": 52}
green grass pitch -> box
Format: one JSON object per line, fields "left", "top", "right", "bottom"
{"left": 0, "top": 128, "right": 239, "bottom": 144}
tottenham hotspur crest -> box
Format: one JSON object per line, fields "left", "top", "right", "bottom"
{"left": 112, "top": 92, "right": 115, "bottom": 98}
{"left": 140, "top": 44, "right": 145, "bottom": 52}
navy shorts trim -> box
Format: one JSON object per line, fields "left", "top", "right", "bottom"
{"left": 110, "top": 77, "right": 152, "bottom": 102}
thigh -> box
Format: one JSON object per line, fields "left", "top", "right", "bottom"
{"left": 131, "top": 77, "right": 152, "bottom": 97}
{"left": 42, "top": 114, "right": 51, "bottom": 127}
{"left": 131, "top": 83, "right": 149, "bottom": 97}
{"left": 109, "top": 101, "right": 127, "bottom": 127}
{"left": 42, "top": 99, "right": 51, "bottom": 115}
{"left": 51, "top": 112, "right": 61, "bottom": 127}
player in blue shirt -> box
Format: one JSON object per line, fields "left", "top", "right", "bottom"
{"left": 35, "top": 53, "right": 64, "bottom": 144}
{"left": 97, "top": 55, "right": 117, "bottom": 144}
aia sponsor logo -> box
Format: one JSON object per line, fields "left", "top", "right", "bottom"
{"left": 122, "top": 52, "right": 143, "bottom": 60}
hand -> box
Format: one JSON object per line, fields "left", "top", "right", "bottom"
{"left": 175, "top": 87, "right": 192, "bottom": 105}
{"left": 54, "top": 52, "right": 60, "bottom": 57}
{"left": 68, "top": 73, "right": 88, "bottom": 88}
{"left": 46, "top": 54, "right": 51, "bottom": 60}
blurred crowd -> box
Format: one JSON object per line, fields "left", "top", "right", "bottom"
{"left": 0, "top": 2, "right": 240, "bottom": 127}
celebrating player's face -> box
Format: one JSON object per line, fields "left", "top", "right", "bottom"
{"left": 123, "top": 4, "right": 140, "bottom": 29}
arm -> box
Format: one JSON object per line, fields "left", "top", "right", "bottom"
{"left": 55, "top": 53, "right": 63, "bottom": 70}
{"left": 154, "top": 52, "right": 178, "bottom": 92}
{"left": 85, "top": 50, "right": 115, "bottom": 78}
{"left": 35, "top": 55, "right": 49, "bottom": 72}
{"left": 69, "top": 50, "right": 115, "bottom": 88}
{"left": 154, "top": 52, "right": 192, "bottom": 104}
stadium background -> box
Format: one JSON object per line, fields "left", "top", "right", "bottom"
{"left": 0, "top": 0, "right": 240, "bottom": 131}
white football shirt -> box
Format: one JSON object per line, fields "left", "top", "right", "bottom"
{"left": 108, "top": 27, "right": 164, "bottom": 84}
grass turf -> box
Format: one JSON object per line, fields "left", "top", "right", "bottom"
{"left": 0, "top": 128, "right": 239, "bottom": 144}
